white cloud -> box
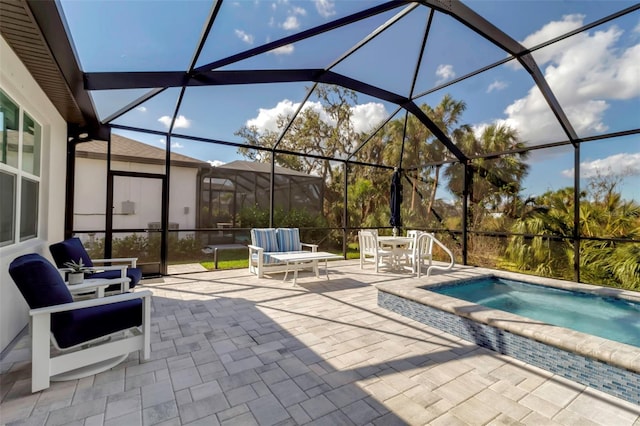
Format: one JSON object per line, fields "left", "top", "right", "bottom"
{"left": 268, "top": 44, "right": 294, "bottom": 55}
{"left": 158, "top": 115, "right": 191, "bottom": 129}
{"left": 291, "top": 6, "right": 306, "bottom": 16}
{"left": 350, "top": 102, "right": 388, "bottom": 134}
{"left": 246, "top": 99, "right": 305, "bottom": 133}
{"left": 435, "top": 64, "right": 455, "bottom": 85}
{"left": 497, "top": 15, "right": 640, "bottom": 144}
{"left": 520, "top": 14, "right": 585, "bottom": 51}
{"left": 234, "top": 29, "right": 254, "bottom": 45}
{"left": 208, "top": 160, "right": 225, "bottom": 167}
{"left": 136, "top": 106, "right": 147, "bottom": 112}
{"left": 561, "top": 153, "right": 640, "bottom": 178}
{"left": 282, "top": 16, "right": 299, "bottom": 30}
{"left": 487, "top": 80, "right": 508, "bottom": 93}
{"left": 246, "top": 99, "right": 387, "bottom": 135}
{"left": 156, "top": 139, "right": 184, "bottom": 149}
{"left": 315, "top": 0, "right": 335, "bottom": 18}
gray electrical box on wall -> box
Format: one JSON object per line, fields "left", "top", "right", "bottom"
{"left": 121, "top": 200, "right": 135, "bottom": 215}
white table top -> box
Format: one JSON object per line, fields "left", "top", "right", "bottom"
{"left": 377, "top": 236, "right": 413, "bottom": 246}
{"left": 269, "top": 251, "right": 343, "bottom": 262}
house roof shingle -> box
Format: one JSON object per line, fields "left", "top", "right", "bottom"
{"left": 76, "top": 134, "right": 209, "bottom": 168}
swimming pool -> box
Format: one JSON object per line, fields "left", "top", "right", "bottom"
{"left": 376, "top": 268, "right": 640, "bottom": 405}
{"left": 432, "top": 276, "right": 640, "bottom": 347}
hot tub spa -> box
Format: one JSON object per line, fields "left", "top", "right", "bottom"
{"left": 376, "top": 268, "right": 640, "bottom": 405}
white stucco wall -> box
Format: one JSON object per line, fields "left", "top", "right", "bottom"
{"left": 73, "top": 157, "right": 198, "bottom": 234}
{"left": 0, "top": 36, "right": 67, "bottom": 353}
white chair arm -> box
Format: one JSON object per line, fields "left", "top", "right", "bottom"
{"left": 91, "top": 258, "right": 138, "bottom": 267}
{"left": 29, "top": 290, "right": 152, "bottom": 316}
{"left": 301, "top": 243, "right": 318, "bottom": 252}
{"left": 88, "top": 265, "right": 128, "bottom": 272}
{"left": 86, "top": 265, "right": 128, "bottom": 280}
{"left": 67, "top": 277, "right": 129, "bottom": 293}
{"left": 247, "top": 245, "right": 264, "bottom": 253}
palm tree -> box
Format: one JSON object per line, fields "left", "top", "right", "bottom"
{"left": 419, "top": 95, "right": 471, "bottom": 224}
{"left": 380, "top": 95, "right": 471, "bottom": 225}
{"left": 502, "top": 178, "right": 640, "bottom": 289}
{"left": 445, "top": 123, "right": 529, "bottom": 229}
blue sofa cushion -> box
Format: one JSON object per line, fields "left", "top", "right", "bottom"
{"left": 55, "top": 299, "right": 143, "bottom": 349}
{"left": 50, "top": 238, "right": 94, "bottom": 268}
{"left": 251, "top": 228, "right": 279, "bottom": 252}
{"left": 252, "top": 252, "right": 281, "bottom": 265}
{"left": 276, "top": 228, "right": 302, "bottom": 252}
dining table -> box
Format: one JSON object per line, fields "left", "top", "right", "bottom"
{"left": 377, "top": 236, "right": 414, "bottom": 269}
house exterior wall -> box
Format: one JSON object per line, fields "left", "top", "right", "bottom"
{"left": 0, "top": 35, "right": 67, "bottom": 353}
{"left": 74, "top": 157, "right": 198, "bottom": 235}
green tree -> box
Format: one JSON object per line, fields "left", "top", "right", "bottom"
{"left": 445, "top": 123, "right": 529, "bottom": 230}
{"left": 502, "top": 174, "right": 640, "bottom": 289}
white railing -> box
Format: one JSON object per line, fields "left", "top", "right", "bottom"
{"left": 425, "top": 233, "right": 455, "bottom": 277}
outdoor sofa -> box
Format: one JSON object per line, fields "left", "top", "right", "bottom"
{"left": 248, "top": 228, "right": 318, "bottom": 278}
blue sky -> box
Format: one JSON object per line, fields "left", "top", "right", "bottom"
{"left": 60, "top": 0, "right": 639, "bottom": 202}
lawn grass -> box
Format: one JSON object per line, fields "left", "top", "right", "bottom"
{"left": 200, "top": 245, "right": 361, "bottom": 270}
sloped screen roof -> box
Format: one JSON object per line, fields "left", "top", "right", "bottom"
{"left": 53, "top": 0, "right": 638, "bottom": 173}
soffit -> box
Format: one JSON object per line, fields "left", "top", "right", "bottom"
{"left": 0, "top": 0, "right": 86, "bottom": 127}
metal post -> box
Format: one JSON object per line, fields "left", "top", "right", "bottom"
{"left": 462, "top": 162, "right": 471, "bottom": 265}
{"left": 574, "top": 144, "right": 581, "bottom": 282}
{"left": 343, "top": 162, "right": 348, "bottom": 259}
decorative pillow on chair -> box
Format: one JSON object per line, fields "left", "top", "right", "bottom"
{"left": 251, "top": 228, "right": 279, "bottom": 252}
{"left": 277, "top": 228, "right": 302, "bottom": 252}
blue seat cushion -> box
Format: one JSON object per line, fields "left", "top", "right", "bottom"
{"left": 251, "top": 251, "right": 308, "bottom": 265}
{"left": 251, "top": 229, "right": 279, "bottom": 252}
{"left": 276, "top": 228, "right": 302, "bottom": 252}
{"left": 90, "top": 268, "right": 141, "bottom": 290}
{"left": 53, "top": 299, "right": 143, "bottom": 349}
{"left": 49, "top": 238, "right": 94, "bottom": 268}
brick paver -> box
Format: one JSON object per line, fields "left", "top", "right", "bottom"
{"left": 1, "top": 261, "right": 639, "bottom": 425}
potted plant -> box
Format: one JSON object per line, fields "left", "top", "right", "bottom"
{"left": 64, "top": 258, "right": 92, "bottom": 285}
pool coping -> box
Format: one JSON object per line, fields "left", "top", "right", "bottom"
{"left": 375, "top": 267, "right": 640, "bottom": 375}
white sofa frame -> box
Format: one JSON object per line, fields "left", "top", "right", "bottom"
{"left": 248, "top": 229, "right": 318, "bottom": 278}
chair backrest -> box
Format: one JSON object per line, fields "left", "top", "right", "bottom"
{"left": 415, "top": 232, "right": 434, "bottom": 257}
{"left": 276, "top": 228, "right": 301, "bottom": 252}
{"left": 250, "top": 228, "right": 279, "bottom": 252}
{"left": 9, "top": 253, "right": 74, "bottom": 328}
{"left": 406, "top": 230, "right": 421, "bottom": 249}
{"left": 359, "top": 230, "right": 379, "bottom": 255}
{"left": 49, "top": 238, "right": 94, "bottom": 268}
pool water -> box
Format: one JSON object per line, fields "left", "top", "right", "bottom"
{"left": 431, "top": 277, "right": 640, "bottom": 347}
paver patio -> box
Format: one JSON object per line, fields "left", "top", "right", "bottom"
{"left": 2, "top": 260, "right": 639, "bottom": 425}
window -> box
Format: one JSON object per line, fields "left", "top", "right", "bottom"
{"left": 0, "top": 89, "right": 42, "bottom": 246}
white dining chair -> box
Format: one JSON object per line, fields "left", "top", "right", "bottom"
{"left": 358, "top": 230, "right": 394, "bottom": 273}
{"left": 395, "top": 230, "right": 420, "bottom": 268}
{"left": 409, "top": 232, "right": 434, "bottom": 278}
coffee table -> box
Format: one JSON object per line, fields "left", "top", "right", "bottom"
{"left": 269, "top": 251, "right": 343, "bottom": 286}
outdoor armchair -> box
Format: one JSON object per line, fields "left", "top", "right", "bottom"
{"left": 49, "top": 237, "right": 141, "bottom": 292}
{"left": 8, "top": 253, "right": 151, "bottom": 392}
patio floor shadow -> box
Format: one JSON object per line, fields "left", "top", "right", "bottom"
{"left": 1, "top": 260, "right": 639, "bottom": 425}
